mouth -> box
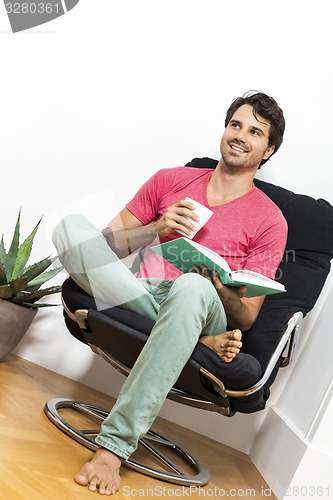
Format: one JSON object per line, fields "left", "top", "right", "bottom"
{"left": 229, "top": 143, "right": 248, "bottom": 154}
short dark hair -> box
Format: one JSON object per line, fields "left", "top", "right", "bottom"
{"left": 225, "top": 91, "right": 285, "bottom": 167}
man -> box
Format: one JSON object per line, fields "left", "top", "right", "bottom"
{"left": 53, "top": 91, "right": 287, "bottom": 495}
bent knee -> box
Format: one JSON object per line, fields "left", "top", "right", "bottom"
{"left": 175, "top": 272, "right": 211, "bottom": 286}
{"left": 173, "top": 272, "right": 217, "bottom": 298}
{"left": 52, "top": 214, "right": 93, "bottom": 245}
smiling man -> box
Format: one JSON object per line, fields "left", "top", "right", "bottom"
{"left": 221, "top": 105, "right": 275, "bottom": 169}
{"left": 53, "top": 91, "right": 287, "bottom": 495}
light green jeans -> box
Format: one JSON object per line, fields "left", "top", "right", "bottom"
{"left": 52, "top": 214, "right": 227, "bottom": 460}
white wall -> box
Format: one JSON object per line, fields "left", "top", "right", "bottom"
{"left": 1, "top": 0, "right": 333, "bottom": 491}
{"left": 249, "top": 273, "right": 333, "bottom": 498}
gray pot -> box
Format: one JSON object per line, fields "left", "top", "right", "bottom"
{"left": 0, "top": 299, "right": 37, "bottom": 362}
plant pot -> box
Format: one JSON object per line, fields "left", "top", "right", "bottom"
{"left": 0, "top": 299, "right": 38, "bottom": 362}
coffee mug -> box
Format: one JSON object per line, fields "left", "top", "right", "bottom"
{"left": 176, "top": 197, "right": 213, "bottom": 239}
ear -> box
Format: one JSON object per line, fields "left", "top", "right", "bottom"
{"left": 263, "top": 145, "right": 275, "bottom": 161}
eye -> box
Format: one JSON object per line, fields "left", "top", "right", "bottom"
{"left": 251, "top": 129, "right": 260, "bottom": 136}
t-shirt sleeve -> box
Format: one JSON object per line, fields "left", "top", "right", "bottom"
{"left": 126, "top": 169, "right": 169, "bottom": 225}
{"left": 243, "top": 211, "right": 288, "bottom": 280}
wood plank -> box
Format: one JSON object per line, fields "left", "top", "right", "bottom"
{"left": 0, "top": 354, "right": 276, "bottom": 499}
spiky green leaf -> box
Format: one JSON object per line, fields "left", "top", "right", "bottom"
{"left": 11, "top": 218, "right": 41, "bottom": 280}
{"left": 21, "top": 302, "right": 60, "bottom": 308}
{"left": 11, "top": 285, "right": 62, "bottom": 305}
{"left": 26, "top": 266, "right": 63, "bottom": 291}
{"left": 0, "top": 284, "right": 12, "bottom": 299}
{"left": 1, "top": 210, "right": 62, "bottom": 308}
{"left": 0, "top": 262, "right": 7, "bottom": 286}
{"left": 0, "top": 235, "right": 7, "bottom": 267}
{"left": 22, "top": 257, "right": 54, "bottom": 282}
{"left": 5, "top": 211, "right": 21, "bottom": 281}
{"left": 9, "top": 276, "right": 29, "bottom": 296}
{"left": 23, "top": 257, "right": 63, "bottom": 286}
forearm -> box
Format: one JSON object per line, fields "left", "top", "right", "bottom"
{"left": 103, "top": 201, "right": 199, "bottom": 259}
{"left": 102, "top": 224, "right": 158, "bottom": 258}
{"left": 190, "top": 266, "right": 264, "bottom": 332}
{"left": 223, "top": 297, "right": 261, "bottom": 331}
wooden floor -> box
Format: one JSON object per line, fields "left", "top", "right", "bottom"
{"left": 0, "top": 354, "right": 276, "bottom": 499}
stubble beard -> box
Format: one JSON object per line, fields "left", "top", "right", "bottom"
{"left": 220, "top": 142, "right": 261, "bottom": 173}
{"left": 221, "top": 148, "right": 250, "bottom": 173}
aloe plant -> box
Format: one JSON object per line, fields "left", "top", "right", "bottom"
{"left": 0, "top": 210, "right": 63, "bottom": 308}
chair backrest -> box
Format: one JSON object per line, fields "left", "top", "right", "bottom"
{"left": 186, "top": 158, "right": 333, "bottom": 398}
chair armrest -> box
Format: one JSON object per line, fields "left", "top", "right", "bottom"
{"left": 200, "top": 311, "right": 303, "bottom": 399}
{"left": 280, "top": 311, "right": 302, "bottom": 367}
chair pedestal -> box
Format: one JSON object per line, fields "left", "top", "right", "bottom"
{"left": 44, "top": 398, "right": 210, "bottom": 486}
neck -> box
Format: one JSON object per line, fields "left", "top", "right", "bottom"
{"left": 207, "top": 159, "right": 257, "bottom": 206}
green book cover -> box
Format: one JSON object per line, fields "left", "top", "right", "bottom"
{"left": 151, "top": 237, "right": 286, "bottom": 298}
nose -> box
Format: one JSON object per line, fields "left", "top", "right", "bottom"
{"left": 234, "top": 127, "right": 247, "bottom": 143}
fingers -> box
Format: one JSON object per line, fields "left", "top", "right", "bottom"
{"left": 212, "top": 271, "right": 247, "bottom": 298}
{"left": 174, "top": 199, "right": 197, "bottom": 212}
{"left": 170, "top": 201, "right": 200, "bottom": 235}
{"left": 190, "top": 265, "right": 221, "bottom": 287}
{"left": 190, "top": 264, "right": 212, "bottom": 279}
{"left": 156, "top": 200, "right": 200, "bottom": 237}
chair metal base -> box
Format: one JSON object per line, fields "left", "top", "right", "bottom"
{"left": 44, "top": 398, "right": 210, "bottom": 486}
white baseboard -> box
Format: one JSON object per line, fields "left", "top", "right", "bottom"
{"left": 249, "top": 407, "right": 307, "bottom": 499}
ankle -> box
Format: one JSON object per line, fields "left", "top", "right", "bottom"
{"left": 96, "top": 446, "right": 122, "bottom": 465}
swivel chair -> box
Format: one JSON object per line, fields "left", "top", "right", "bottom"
{"left": 44, "top": 158, "right": 333, "bottom": 486}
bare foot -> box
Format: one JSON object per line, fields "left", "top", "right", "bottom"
{"left": 74, "top": 447, "right": 121, "bottom": 495}
{"left": 199, "top": 329, "right": 242, "bottom": 363}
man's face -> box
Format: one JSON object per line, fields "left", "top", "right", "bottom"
{"left": 220, "top": 104, "right": 275, "bottom": 170}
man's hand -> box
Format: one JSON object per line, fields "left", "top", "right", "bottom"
{"left": 104, "top": 201, "right": 199, "bottom": 258}
{"left": 152, "top": 200, "right": 200, "bottom": 238}
{"left": 190, "top": 264, "right": 247, "bottom": 302}
{"left": 190, "top": 265, "right": 265, "bottom": 331}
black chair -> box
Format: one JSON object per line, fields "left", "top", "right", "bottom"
{"left": 44, "top": 158, "right": 333, "bottom": 486}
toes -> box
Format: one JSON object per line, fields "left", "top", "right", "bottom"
{"left": 226, "top": 331, "right": 242, "bottom": 348}
{"left": 88, "top": 478, "right": 98, "bottom": 492}
{"left": 225, "top": 340, "right": 242, "bottom": 350}
{"left": 74, "top": 473, "right": 89, "bottom": 486}
{"left": 222, "top": 355, "right": 234, "bottom": 363}
{"left": 233, "top": 329, "right": 242, "bottom": 341}
{"left": 98, "top": 480, "right": 117, "bottom": 496}
{"left": 223, "top": 347, "right": 240, "bottom": 356}
{"left": 223, "top": 351, "right": 236, "bottom": 359}
{"left": 227, "top": 329, "right": 242, "bottom": 342}
{"left": 98, "top": 480, "right": 110, "bottom": 495}
{"left": 74, "top": 449, "right": 121, "bottom": 495}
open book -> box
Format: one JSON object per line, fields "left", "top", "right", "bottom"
{"left": 151, "top": 237, "right": 286, "bottom": 298}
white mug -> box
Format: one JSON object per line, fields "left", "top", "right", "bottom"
{"left": 176, "top": 197, "right": 213, "bottom": 239}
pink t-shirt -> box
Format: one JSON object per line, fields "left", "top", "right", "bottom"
{"left": 126, "top": 167, "right": 288, "bottom": 281}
